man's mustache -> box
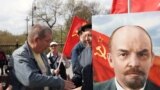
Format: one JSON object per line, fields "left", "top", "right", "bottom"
{"left": 124, "top": 68, "right": 145, "bottom": 76}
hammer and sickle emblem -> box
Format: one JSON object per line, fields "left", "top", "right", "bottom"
{"left": 72, "top": 22, "right": 87, "bottom": 37}
{"left": 82, "top": 22, "right": 87, "bottom": 26}
{"left": 72, "top": 30, "right": 78, "bottom": 37}
{"left": 94, "top": 44, "right": 107, "bottom": 60}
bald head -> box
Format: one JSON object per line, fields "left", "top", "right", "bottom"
{"left": 109, "top": 25, "right": 152, "bottom": 52}
{"left": 107, "top": 25, "right": 154, "bottom": 89}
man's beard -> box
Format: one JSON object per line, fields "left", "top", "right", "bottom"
{"left": 124, "top": 67, "right": 147, "bottom": 89}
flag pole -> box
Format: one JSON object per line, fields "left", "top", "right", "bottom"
{"left": 54, "top": 54, "right": 63, "bottom": 76}
{"left": 57, "top": 54, "right": 63, "bottom": 70}
{"left": 128, "top": 0, "right": 131, "bottom": 13}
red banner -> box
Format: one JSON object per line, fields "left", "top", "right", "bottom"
{"left": 62, "top": 16, "right": 87, "bottom": 58}
{"left": 92, "top": 30, "right": 114, "bottom": 82}
{"left": 111, "top": 0, "right": 160, "bottom": 14}
{"left": 149, "top": 56, "right": 160, "bottom": 86}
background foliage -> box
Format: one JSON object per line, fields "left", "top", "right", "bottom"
{"left": 0, "top": 0, "right": 108, "bottom": 55}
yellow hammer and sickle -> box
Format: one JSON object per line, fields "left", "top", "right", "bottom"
{"left": 82, "top": 22, "right": 87, "bottom": 26}
{"left": 72, "top": 22, "right": 87, "bottom": 37}
{"left": 94, "top": 44, "right": 107, "bottom": 60}
{"left": 72, "top": 30, "right": 78, "bottom": 37}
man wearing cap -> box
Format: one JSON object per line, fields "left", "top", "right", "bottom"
{"left": 47, "top": 41, "right": 67, "bottom": 80}
{"left": 71, "top": 23, "right": 92, "bottom": 89}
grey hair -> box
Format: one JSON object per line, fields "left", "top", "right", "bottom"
{"left": 28, "top": 24, "right": 52, "bottom": 42}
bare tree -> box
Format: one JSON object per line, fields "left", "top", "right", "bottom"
{"left": 63, "top": 0, "right": 76, "bottom": 19}
{"left": 29, "top": 0, "right": 107, "bottom": 46}
{"left": 31, "top": 0, "right": 107, "bottom": 29}
{"left": 63, "top": 0, "right": 107, "bottom": 31}
{"left": 34, "top": 0, "right": 64, "bottom": 28}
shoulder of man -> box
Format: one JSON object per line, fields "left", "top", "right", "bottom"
{"left": 12, "top": 43, "right": 28, "bottom": 57}
{"left": 73, "top": 42, "right": 85, "bottom": 50}
{"left": 93, "top": 78, "right": 116, "bottom": 90}
{"left": 12, "top": 42, "right": 35, "bottom": 64}
{"left": 145, "top": 80, "right": 160, "bottom": 90}
{"left": 71, "top": 42, "right": 85, "bottom": 57}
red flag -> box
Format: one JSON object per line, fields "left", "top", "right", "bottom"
{"left": 92, "top": 30, "right": 114, "bottom": 82}
{"left": 148, "top": 56, "right": 160, "bottom": 86}
{"left": 111, "top": 0, "right": 160, "bottom": 14}
{"left": 62, "top": 16, "right": 87, "bottom": 58}
{"left": 111, "top": 0, "right": 128, "bottom": 14}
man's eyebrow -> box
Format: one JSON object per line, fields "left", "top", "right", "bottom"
{"left": 118, "top": 49, "right": 129, "bottom": 52}
{"left": 118, "top": 49, "right": 149, "bottom": 53}
{"left": 137, "top": 49, "right": 149, "bottom": 54}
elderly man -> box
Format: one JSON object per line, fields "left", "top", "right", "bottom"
{"left": 94, "top": 25, "right": 160, "bottom": 90}
{"left": 10, "top": 24, "right": 75, "bottom": 90}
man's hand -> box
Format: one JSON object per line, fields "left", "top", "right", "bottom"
{"left": 64, "top": 80, "right": 75, "bottom": 90}
{"left": 52, "top": 68, "right": 60, "bottom": 76}
{"left": 72, "top": 86, "right": 82, "bottom": 90}
{"left": 6, "top": 85, "right": 12, "bottom": 90}
{"left": 0, "top": 83, "right": 12, "bottom": 90}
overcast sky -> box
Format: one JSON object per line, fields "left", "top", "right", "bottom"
{"left": 0, "top": 0, "right": 112, "bottom": 35}
{"left": 0, "top": 0, "right": 33, "bottom": 35}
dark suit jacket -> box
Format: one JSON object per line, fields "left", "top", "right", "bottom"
{"left": 93, "top": 78, "right": 160, "bottom": 90}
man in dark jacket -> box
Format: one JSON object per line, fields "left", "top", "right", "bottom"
{"left": 71, "top": 24, "right": 92, "bottom": 89}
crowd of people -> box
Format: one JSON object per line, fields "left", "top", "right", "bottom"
{"left": 0, "top": 23, "right": 93, "bottom": 90}
{"left": 1, "top": 23, "right": 160, "bottom": 90}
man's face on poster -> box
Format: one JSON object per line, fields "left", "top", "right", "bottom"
{"left": 109, "top": 26, "right": 153, "bottom": 89}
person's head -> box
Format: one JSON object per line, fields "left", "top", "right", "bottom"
{"left": 108, "top": 25, "right": 154, "bottom": 89}
{"left": 28, "top": 24, "right": 52, "bottom": 53}
{"left": 78, "top": 23, "right": 92, "bottom": 47}
{"left": 49, "top": 41, "right": 58, "bottom": 53}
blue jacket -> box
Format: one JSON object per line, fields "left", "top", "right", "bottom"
{"left": 10, "top": 42, "right": 64, "bottom": 90}
{"left": 79, "top": 47, "right": 92, "bottom": 90}
{"left": 71, "top": 41, "right": 85, "bottom": 87}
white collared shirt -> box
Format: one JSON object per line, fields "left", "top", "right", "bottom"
{"left": 115, "top": 78, "right": 145, "bottom": 90}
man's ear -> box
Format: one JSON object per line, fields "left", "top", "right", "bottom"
{"left": 107, "top": 53, "right": 114, "bottom": 68}
{"left": 32, "top": 36, "right": 39, "bottom": 47}
{"left": 33, "top": 36, "right": 40, "bottom": 45}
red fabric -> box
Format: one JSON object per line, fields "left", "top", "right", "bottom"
{"left": 62, "top": 16, "right": 87, "bottom": 58}
{"left": 92, "top": 30, "right": 114, "bottom": 82}
{"left": 148, "top": 56, "right": 160, "bottom": 86}
{"left": 111, "top": 0, "right": 160, "bottom": 14}
{"left": 111, "top": 0, "right": 128, "bottom": 14}
{"left": 0, "top": 51, "right": 6, "bottom": 61}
